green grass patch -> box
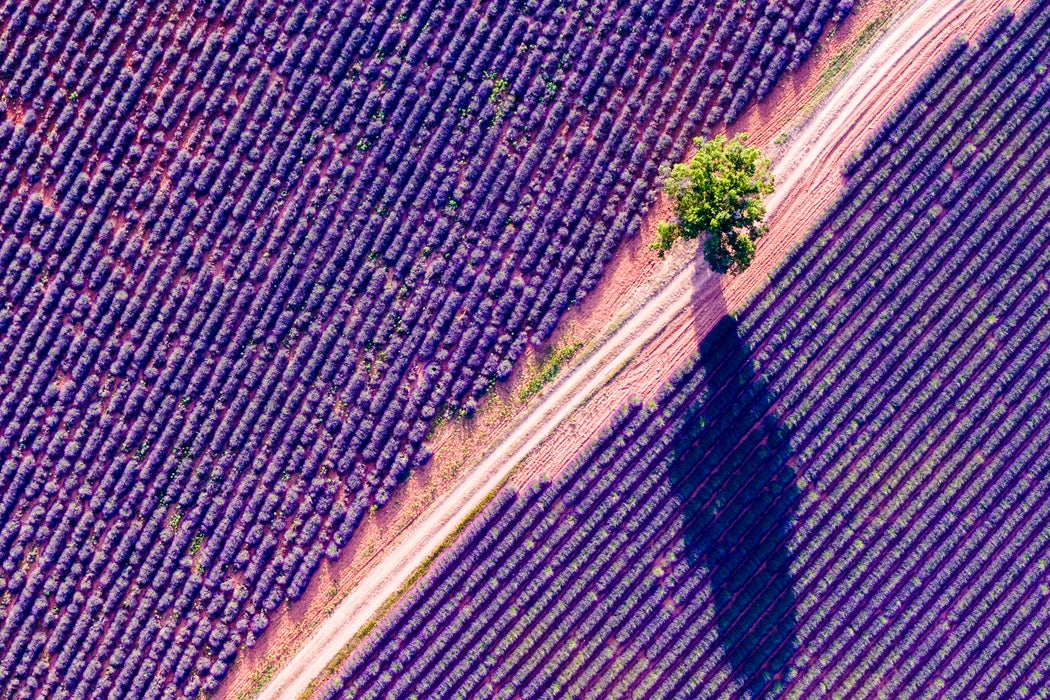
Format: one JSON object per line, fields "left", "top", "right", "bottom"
{"left": 297, "top": 488, "right": 502, "bottom": 699}
{"left": 518, "top": 340, "right": 584, "bottom": 403}
{"left": 238, "top": 662, "right": 277, "bottom": 700}
{"left": 805, "top": 4, "right": 897, "bottom": 111}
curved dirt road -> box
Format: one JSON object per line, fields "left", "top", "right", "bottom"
{"left": 258, "top": 0, "right": 1009, "bottom": 696}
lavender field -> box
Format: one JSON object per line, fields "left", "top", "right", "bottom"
{"left": 0, "top": 0, "right": 856, "bottom": 696}
{"left": 321, "top": 4, "right": 1050, "bottom": 697}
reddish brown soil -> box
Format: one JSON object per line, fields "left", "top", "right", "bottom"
{"left": 512, "top": 0, "right": 1022, "bottom": 487}
{"left": 217, "top": 0, "right": 1020, "bottom": 695}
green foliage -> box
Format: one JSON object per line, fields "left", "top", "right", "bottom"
{"left": 652, "top": 133, "right": 774, "bottom": 274}
{"left": 519, "top": 340, "right": 584, "bottom": 402}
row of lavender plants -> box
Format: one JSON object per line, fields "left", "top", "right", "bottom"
{"left": 321, "top": 4, "right": 1050, "bottom": 697}
{"left": 0, "top": 0, "right": 852, "bottom": 696}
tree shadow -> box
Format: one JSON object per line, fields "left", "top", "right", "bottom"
{"left": 666, "top": 267, "right": 799, "bottom": 697}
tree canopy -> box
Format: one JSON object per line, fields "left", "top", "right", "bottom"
{"left": 651, "top": 133, "right": 774, "bottom": 275}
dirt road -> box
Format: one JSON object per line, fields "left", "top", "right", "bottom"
{"left": 256, "top": 0, "right": 1010, "bottom": 696}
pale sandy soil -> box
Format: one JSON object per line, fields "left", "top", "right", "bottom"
{"left": 511, "top": 0, "right": 1021, "bottom": 489}
{"left": 218, "top": 0, "right": 1021, "bottom": 696}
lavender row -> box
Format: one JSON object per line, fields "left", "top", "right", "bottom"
{"left": 322, "top": 5, "right": 1050, "bottom": 698}
{"left": 0, "top": 0, "right": 857, "bottom": 696}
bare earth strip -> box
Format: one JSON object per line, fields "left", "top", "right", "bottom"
{"left": 218, "top": 3, "right": 898, "bottom": 696}
{"left": 245, "top": 0, "right": 1018, "bottom": 696}
{"left": 508, "top": 0, "right": 1019, "bottom": 491}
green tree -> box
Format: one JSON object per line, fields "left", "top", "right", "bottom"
{"left": 651, "top": 133, "right": 774, "bottom": 274}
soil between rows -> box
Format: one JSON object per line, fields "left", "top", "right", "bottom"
{"left": 217, "top": 0, "right": 1022, "bottom": 695}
